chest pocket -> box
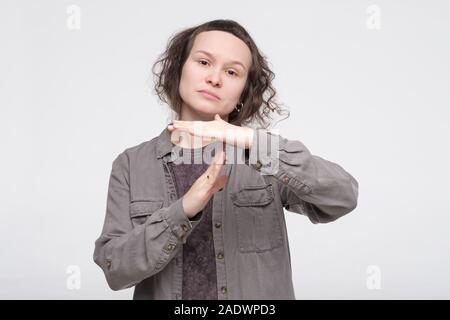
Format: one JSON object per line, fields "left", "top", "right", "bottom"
{"left": 129, "top": 199, "right": 164, "bottom": 227}
{"left": 230, "top": 184, "right": 283, "bottom": 253}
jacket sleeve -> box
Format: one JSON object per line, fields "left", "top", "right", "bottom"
{"left": 93, "top": 151, "right": 203, "bottom": 291}
{"left": 248, "top": 129, "right": 359, "bottom": 224}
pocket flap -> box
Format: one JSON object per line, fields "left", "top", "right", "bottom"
{"left": 231, "top": 184, "right": 274, "bottom": 207}
{"left": 129, "top": 200, "right": 164, "bottom": 218}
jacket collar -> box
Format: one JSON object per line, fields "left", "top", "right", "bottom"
{"left": 156, "top": 128, "right": 174, "bottom": 159}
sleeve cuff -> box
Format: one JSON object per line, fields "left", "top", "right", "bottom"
{"left": 247, "top": 128, "right": 313, "bottom": 195}
{"left": 162, "top": 198, "right": 203, "bottom": 244}
{"left": 248, "top": 129, "right": 280, "bottom": 175}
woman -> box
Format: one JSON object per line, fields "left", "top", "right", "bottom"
{"left": 93, "top": 19, "right": 359, "bottom": 300}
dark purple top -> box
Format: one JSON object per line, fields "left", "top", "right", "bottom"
{"left": 167, "top": 144, "right": 218, "bottom": 300}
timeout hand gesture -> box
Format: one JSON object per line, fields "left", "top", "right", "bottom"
{"left": 180, "top": 145, "right": 228, "bottom": 219}
{"left": 167, "top": 114, "right": 254, "bottom": 150}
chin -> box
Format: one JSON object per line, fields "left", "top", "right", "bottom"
{"left": 191, "top": 101, "right": 220, "bottom": 114}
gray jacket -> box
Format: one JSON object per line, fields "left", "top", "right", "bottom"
{"left": 93, "top": 127, "right": 359, "bottom": 299}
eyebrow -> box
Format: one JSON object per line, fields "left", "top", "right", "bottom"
{"left": 193, "top": 50, "right": 247, "bottom": 71}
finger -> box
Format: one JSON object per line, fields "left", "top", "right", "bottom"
{"left": 211, "top": 150, "right": 226, "bottom": 180}
{"left": 173, "top": 120, "right": 200, "bottom": 132}
{"left": 210, "top": 175, "right": 228, "bottom": 193}
{"left": 212, "top": 145, "right": 226, "bottom": 168}
{"left": 173, "top": 125, "right": 195, "bottom": 138}
{"left": 172, "top": 122, "right": 191, "bottom": 133}
{"left": 205, "top": 146, "right": 225, "bottom": 180}
{"left": 208, "top": 151, "right": 225, "bottom": 176}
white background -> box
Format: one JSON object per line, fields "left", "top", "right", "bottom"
{"left": 1, "top": 0, "right": 449, "bottom": 299}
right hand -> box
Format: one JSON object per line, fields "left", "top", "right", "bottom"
{"left": 181, "top": 144, "right": 228, "bottom": 219}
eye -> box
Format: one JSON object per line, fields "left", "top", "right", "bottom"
{"left": 198, "top": 59, "right": 238, "bottom": 77}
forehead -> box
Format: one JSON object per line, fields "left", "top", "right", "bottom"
{"left": 190, "top": 30, "right": 252, "bottom": 67}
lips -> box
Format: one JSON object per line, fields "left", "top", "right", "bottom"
{"left": 198, "top": 90, "right": 220, "bottom": 100}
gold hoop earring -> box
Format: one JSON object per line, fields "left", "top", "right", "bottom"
{"left": 235, "top": 102, "right": 243, "bottom": 113}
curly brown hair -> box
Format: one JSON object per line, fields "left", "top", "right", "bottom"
{"left": 151, "top": 19, "right": 289, "bottom": 129}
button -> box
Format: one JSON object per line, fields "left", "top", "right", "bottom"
{"left": 181, "top": 224, "right": 189, "bottom": 232}
{"left": 166, "top": 243, "right": 176, "bottom": 251}
{"left": 220, "top": 286, "right": 227, "bottom": 294}
{"left": 106, "top": 260, "right": 112, "bottom": 269}
{"left": 217, "top": 252, "right": 224, "bottom": 259}
{"left": 282, "top": 176, "right": 290, "bottom": 184}
{"left": 215, "top": 222, "right": 222, "bottom": 228}
{"left": 255, "top": 160, "right": 262, "bottom": 170}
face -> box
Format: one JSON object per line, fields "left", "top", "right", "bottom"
{"left": 178, "top": 30, "right": 252, "bottom": 122}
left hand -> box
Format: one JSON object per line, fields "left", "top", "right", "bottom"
{"left": 167, "top": 114, "right": 254, "bottom": 149}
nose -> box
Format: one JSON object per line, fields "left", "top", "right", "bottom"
{"left": 206, "top": 68, "right": 222, "bottom": 87}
